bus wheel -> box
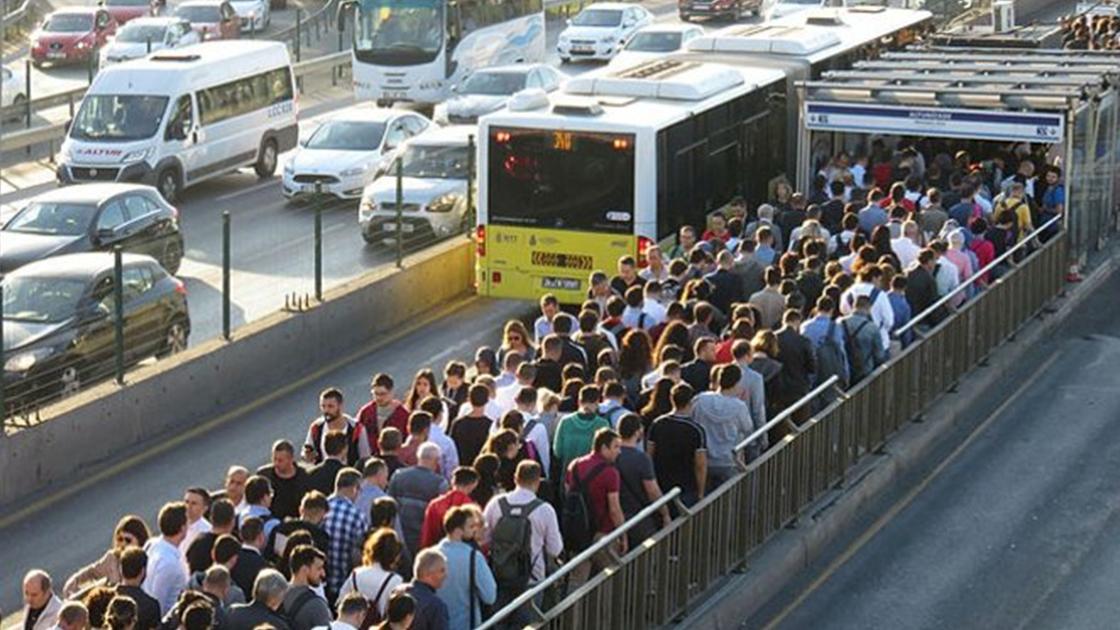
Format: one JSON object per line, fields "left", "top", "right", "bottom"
{"left": 157, "top": 167, "right": 181, "bottom": 203}
{"left": 255, "top": 138, "right": 278, "bottom": 178}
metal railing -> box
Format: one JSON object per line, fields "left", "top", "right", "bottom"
{"left": 481, "top": 222, "right": 1069, "bottom": 628}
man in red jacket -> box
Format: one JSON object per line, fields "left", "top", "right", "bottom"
{"left": 419, "top": 467, "right": 479, "bottom": 549}
{"left": 357, "top": 373, "right": 410, "bottom": 454}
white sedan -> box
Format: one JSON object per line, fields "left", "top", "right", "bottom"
{"left": 608, "top": 24, "right": 705, "bottom": 70}
{"left": 99, "top": 17, "right": 200, "bottom": 66}
{"left": 433, "top": 64, "right": 566, "bottom": 125}
{"left": 230, "top": 0, "right": 269, "bottom": 33}
{"left": 2, "top": 66, "right": 26, "bottom": 109}
{"left": 557, "top": 3, "right": 654, "bottom": 63}
{"left": 282, "top": 107, "right": 432, "bottom": 201}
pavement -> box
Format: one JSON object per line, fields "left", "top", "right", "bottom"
{"left": 752, "top": 266, "right": 1120, "bottom": 630}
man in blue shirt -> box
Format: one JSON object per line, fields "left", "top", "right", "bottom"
{"left": 800, "top": 296, "right": 849, "bottom": 387}
{"left": 323, "top": 469, "right": 369, "bottom": 603}
{"left": 887, "top": 275, "right": 913, "bottom": 349}
{"left": 435, "top": 507, "right": 496, "bottom": 630}
{"left": 1039, "top": 166, "right": 1065, "bottom": 241}
{"left": 395, "top": 549, "right": 450, "bottom": 630}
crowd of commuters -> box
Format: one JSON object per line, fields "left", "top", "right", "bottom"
{"left": 1061, "top": 11, "right": 1120, "bottom": 50}
{"left": 14, "top": 136, "right": 1065, "bottom": 630}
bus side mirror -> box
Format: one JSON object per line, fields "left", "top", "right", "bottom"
{"left": 336, "top": 1, "right": 352, "bottom": 32}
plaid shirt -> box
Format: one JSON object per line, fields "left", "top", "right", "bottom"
{"left": 324, "top": 494, "right": 368, "bottom": 598}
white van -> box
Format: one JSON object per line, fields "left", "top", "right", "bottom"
{"left": 58, "top": 40, "right": 297, "bottom": 202}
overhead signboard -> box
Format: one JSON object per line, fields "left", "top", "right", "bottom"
{"left": 804, "top": 102, "right": 1065, "bottom": 143}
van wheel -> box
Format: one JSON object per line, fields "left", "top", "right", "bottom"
{"left": 157, "top": 318, "right": 190, "bottom": 358}
{"left": 157, "top": 167, "right": 181, "bottom": 203}
{"left": 255, "top": 139, "right": 278, "bottom": 178}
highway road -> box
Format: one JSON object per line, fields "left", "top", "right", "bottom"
{"left": 753, "top": 268, "right": 1120, "bottom": 630}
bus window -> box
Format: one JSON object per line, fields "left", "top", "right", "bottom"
{"left": 354, "top": 0, "right": 444, "bottom": 65}
{"left": 488, "top": 127, "right": 635, "bottom": 234}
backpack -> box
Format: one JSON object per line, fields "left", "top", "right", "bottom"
{"left": 842, "top": 318, "right": 872, "bottom": 383}
{"left": 815, "top": 320, "right": 849, "bottom": 389}
{"left": 346, "top": 570, "right": 395, "bottom": 629}
{"left": 561, "top": 461, "right": 609, "bottom": 554}
{"left": 489, "top": 497, "right": 546, "bottom": 593}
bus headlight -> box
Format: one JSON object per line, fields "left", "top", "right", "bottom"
{"left": 426, "top": 194, "right": 457, "bottom": 213}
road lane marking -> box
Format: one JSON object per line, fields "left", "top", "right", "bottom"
{"left": 0, "top": 294, "right": 483, "bottom": 531}
{"left": 761, "top": 351, "right": 1064, "bottom": 630}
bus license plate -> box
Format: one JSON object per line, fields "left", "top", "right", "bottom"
{"left": 542, "top": 277, "right": 580, "bottom": 291}
{"left": 382, "top": 89, "right": 408, "bottom": 100}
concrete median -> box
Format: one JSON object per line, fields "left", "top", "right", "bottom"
{"left": 0, "top": 237, "right": 475, "bottom": 507}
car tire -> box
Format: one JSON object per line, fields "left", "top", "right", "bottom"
{"left": 157, "top": 167, "right": 182, "bottom": 203}
{"left": 362, "top": 230, "right": 378, "bottom": 245}
{"left": 57, "top": 364, "right": 83, "bottom": 399}
{"left": 160, "top": 239, "right": 184, "bottom": 275}
{"left": 680, "top": 12, "right": 691, "bottom": 21}
{"left": 8, "top": 94, "right": 26, "bottom": 122}
{"left": 157, "top": 318, "right": 190, "bottom": 358}
{"left": 254, "top": 138, "right": 278, "bottom": 178}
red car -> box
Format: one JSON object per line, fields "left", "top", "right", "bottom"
{"left": 174, "top": 0, "right": 240, "bottom": 41}
{"left": 30, "top": 8, "right": 117, "bottom": 66}
{"left": 100, "top": 0, "right": 161, "bottom": 25}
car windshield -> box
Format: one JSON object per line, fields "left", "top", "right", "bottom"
{"left": 461, "top": 72, "right": 526, "bottom": 96}
{"left": 782, "top": 0, "right": 821, "bottom": 5}
{"left": 355, "top": 0, "right": 443, "bottom": 55}
{"left": 108, "top": 0, "right": 152, "bottom": 6}
{"left": 175, "top": 5, "right": 219, "bottom": 21}
{"left": 306, "top": 120, "right": 386, "bottom": 151}
{"left": 43, "top": 14, "right": 93, "bottom": 32}
{"left": 1, "top": 276, "right": 87, "bottom": 323}
{"left": 572, "top": 9, "right": 621, "bottom": 26}
{"left": 71, "top": 94, "right": 169, "bottom": 142}
{"left": 625, "top": 31, "right": 681, "bottom": 52}
{"left": 400, "top": 143, "right": 470, "bottom": 179}
{"left": 117, "top": 23, "right": 167, "bottom": 42}
{"left": 5, "top": 202, "right": 96, "bottom": 236}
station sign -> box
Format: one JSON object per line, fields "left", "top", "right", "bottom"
{"left": 804, "top": 102, "right": 1065, "bottom": 143}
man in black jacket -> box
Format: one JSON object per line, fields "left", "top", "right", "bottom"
{"left": 906, "top": 249, "right": 942, "bottom": 324}
{"left": 226, "top": 569, "right": 291, "bottom": 630}
{"left": 704, "top": 251, "right": 744, "bottom": 316}
{"left": 306, "top": 431, "right": 347, "bottom": 497}
{"left": 230, "top": 518, "right": 269, "bottom": 598}
{"left": 775, "top": 309, "right": 817, "bottom": 421}
{"left": 116, "top": 548, "right": 162, "bottom": 630}
{"left": 681, "top": 338, "right": 717, "bottom": 394}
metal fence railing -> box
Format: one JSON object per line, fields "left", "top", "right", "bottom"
{"left": 480, "top": 220, "right": 1070, "bottom": 628}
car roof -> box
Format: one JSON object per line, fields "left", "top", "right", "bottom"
{"left": 10, "top": 253, "right": 157, "bottom": 280}
{"left": 51, "top": 7, "right": 100, "bottom": 16}
{"left": 32, "top": 183, "right": 156, "bottom": 205}
{"left": 122, "top": 16, "right": 183, "bottom": 27}
{"left": 409, "top": 125, "right": 474, "bottom": 147}
{"left": 329, "top": 104, "right": 419, "bottom": 123}
{"left": 474, "top": 63, "right": 546, "bottom": 76}
{"left": 634, "top": 23, "right": 702, "bottom": 34}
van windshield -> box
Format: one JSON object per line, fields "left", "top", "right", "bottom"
{"left": 71, "top": 94, "right": 169, "bottom": 142}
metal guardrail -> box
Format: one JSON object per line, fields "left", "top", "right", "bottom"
{"left": 487, "top": 222, "right": 1069, "bottom": 628}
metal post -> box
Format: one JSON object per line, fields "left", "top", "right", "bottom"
{"left": 222, "top": 211, "right": 231, "bottom": 340}
{"left": 88, "top": 46, "right": 96, "bottom": 84}
{"left": 337, "top": 22, "right": 343, "bottom": 51}
{"left": 314, "top": 192, "right": 323, "bottom": 301}
{"left": 0, "top": 284, "right": 5, "bottom": 423}
{"left": 24, "top": 59, "right": 31, "bottom": 128}
{"left": 250, "top": 17, "right": 256, "bottom": 39}
{"left": 466, "top": 134, "right": 475, "bottom": 236}
{"left": 146, "top": 36, "right": 151, "bottom": 53}
{"left": 395, "top": 157, "right": 403, "bottom": 268}
{"left": 295, "top": 8, "right": 302, "bottom": 62}
{"left": 113, "top": 246, "right": 125, "bottom": 385}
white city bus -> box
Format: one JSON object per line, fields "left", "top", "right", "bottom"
{"left": 476, "top": 60, "right": 788, "bottom": 301}
{"left": 58, "top": 40, "right": 297, "bottom": 202}
{"left": 340, "top": 0, "right": 546, "bottom": 106}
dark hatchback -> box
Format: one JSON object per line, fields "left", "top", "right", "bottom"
{"left": 2, "top": 252, "right": 190, "bottom": 410}
{"left": 1, "top": 183, "right": 184, "bottom": 276}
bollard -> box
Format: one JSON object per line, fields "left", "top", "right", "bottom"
{"left": 113, "top": 246, "right": 125, "bottom": 385}
{"left": 466, "top": 134, "right": 475, "bottom": 236}
{"left": 395, "top": 158, "right": 404, "bottom": 268}
{"left": 314, "top": 183, "right": 323, "bottom": 301}
{"left": 24, "top": 58, "right": 32, "bottom": 128}
{"left": 295, "top": 8, "right": 302, "bottom": 62}
{"left": 222, "top": 211, "right": 231, "bottom": 340}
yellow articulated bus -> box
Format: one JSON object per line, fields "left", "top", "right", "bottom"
{"left": 475, "top": 6, "right": 932, "bottom": 302}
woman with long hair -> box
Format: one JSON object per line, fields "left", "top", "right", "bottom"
{"left": 558, "top": 378, "right": 583, "bottom": 413}
{"left": 639, "top": 377, "right": 675, "bottom": 433}
{"left": 338, "top": 528, "right": 405, "bottom": 620}
{"left": 749, "top": 331, "right": 793, "bottom": 444}
{"left": 618, "top": 328, "right": 654, "bottom": 403}
{"left": 404, "top": 369, "right": 440, "bottom": 413}
{"left": 483, "top": 429, "right": 524, "bottom": 492}
{"left": 64, "top": 515, "right": 150, "bottom": 597}
{"left": 870, "top": 224, "right": 902, "bottom": 271}
{"left": 654, "top": 320, "right": 692, "bottom": 364}
{"left": 471, "top": 453, "right": 501, "bottom": 507}
{"left": 497, "top": 319, "right": 536, "bottom": 365}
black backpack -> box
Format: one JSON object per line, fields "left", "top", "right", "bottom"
{"left": 344, "top": 570, "right": 395, "bottom": 630}
{"left": 561, "top": 461, "right": 609, "bottom": 554}
{"left": 489, "top": 498, "right": 545, "bottom": 593}
{"left": 815, "top": 320, "right": 849, "bottom": 390}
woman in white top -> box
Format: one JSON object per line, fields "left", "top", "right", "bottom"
{"left": 337, "top": 528, "right": 404, "bottom": 619}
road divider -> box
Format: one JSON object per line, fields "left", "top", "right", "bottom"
{"left": 0, "top": 237, "right": 474, "bottom": 508}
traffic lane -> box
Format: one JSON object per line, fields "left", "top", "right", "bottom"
{"left": 764, "top": 271, "right": 1120, "bottom": 630}
{"left": 0, "top": 295, "right": 528, "bottom": 617}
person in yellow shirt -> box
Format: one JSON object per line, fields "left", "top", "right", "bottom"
{"left": 996, "top": 182, "right": 1033, "bottom": 242}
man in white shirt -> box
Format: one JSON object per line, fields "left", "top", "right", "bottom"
{"left": 891, "top": 221, "right": 923, "bottom": 270}
{"left": 224, "top": 466, "right": 250, "bottom": 512}
{"left": 482, "top": 461, "right": 562, "bottom": 585}
{"left": 494, "top": 363, "right": 536, "bottom": 418}
{"left": 533, "top": 294, "right": 559, "bottom": 346}
{"left": 639, "top": 245, "right": 669, "bottom": 283}
{"left": 19, "top": 570, "right": 62, "bottom": 630}
{"left": 180, "top": 487, "right": 213, "bottom": 552}
{"left": 143, "top": 502, "right": 190, "bottom": 615}
{"left": 641, "top": 282, "right": 668, "bottom": 324}
{"left": 839, "top": 267, "right": 894, "bottom": 353}
{"left": 513, "top": 387, "right": 551, "bottom": 478}
{"left": 318, "top": 591, "right": 378, "bottom": 630}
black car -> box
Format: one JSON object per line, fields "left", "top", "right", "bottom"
{"left": 0, "top": 183, "right": 184, "bottom": 275}
{"left": 2, "top": 252, "right": 190, "bottom": 410}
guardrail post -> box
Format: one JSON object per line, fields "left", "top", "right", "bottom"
{"left": 24, "top": 58, "right": 31, "bottom": 128}
{"left": 466, "top": 134, "right": 475, "bottom": 236}
{"left": 146, "top": 37, "right": 151, "bottom": 53}
{"left": 395, "top": 157, "right": 403, "bottom": 268}
{"left": 222, "top": 211, "right": 231, "bottom": 340}
{"left": 314, "top": 183, "right": 323, "bottom": 301}
{"left": 1, "top": 284, "right": 5, "bottom": 424}
{"left": 88, "top": 46, "right": 96, "bottom": 84}
{"left": 295, "top": 8, "right": 302, "bottom": 62}
{"left": 113, "top": 246, "right": 125, "bottom": 385}
{"left": 314, "top": 9, "right": 320, "bottom": 40}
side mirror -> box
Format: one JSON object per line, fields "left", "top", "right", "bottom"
{"left": 64, "top": 118, "right": 73, "bottom": 133}
{"left": 565, "top": 18, "right": 572, "bottom": 26}
{"left": 335, "top": 0, "right": 352, "bottom": 32}
{"left": 449, "top": 84, "right": 458, "bottom": 93}
{"left": 298, "top": 136, "right": 308, "bottom": 148}
{"left": 95, "top": 227, "right": 116, "bottom": 244}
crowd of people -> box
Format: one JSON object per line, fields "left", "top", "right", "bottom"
{"left": 1061, "top": 10, "right": 1120, "bottom": 50}
{"left": 14, "top": 137, "right": 1066, "bottom": 630}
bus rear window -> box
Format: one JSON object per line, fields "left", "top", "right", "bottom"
{"left": 487, "top": 127, "right": 635, "bottom": 234}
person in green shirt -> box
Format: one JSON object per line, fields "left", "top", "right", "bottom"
{"left": 552, "top": 385, "right": 610, "bottom": 476}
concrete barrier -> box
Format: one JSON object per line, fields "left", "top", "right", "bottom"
{"left": 0, "top": 238, "right": 475, "bottom": 507}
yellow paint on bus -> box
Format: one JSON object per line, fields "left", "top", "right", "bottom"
{"left": 476, "top": 225, "right": 636, "bottom": 303}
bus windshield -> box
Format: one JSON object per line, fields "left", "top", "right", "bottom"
{"left": 625, "top": 32, "right": 682, "bottom": 52}
{"left": 71, "top": 94, "right": 169, "bottom": 142}
{"left": 354, "top": 0, "right": 443, "bottom": 65}
{"left": 488, "top": 127, "right": 635, "bottom": 234}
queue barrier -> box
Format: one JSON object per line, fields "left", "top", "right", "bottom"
{"left": 481, "top": 220, "right": 1069, "bottom": 628}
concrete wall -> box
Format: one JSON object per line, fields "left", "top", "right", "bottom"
{"left": 0, "top": 239, "right": 475, "bottom": 507}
